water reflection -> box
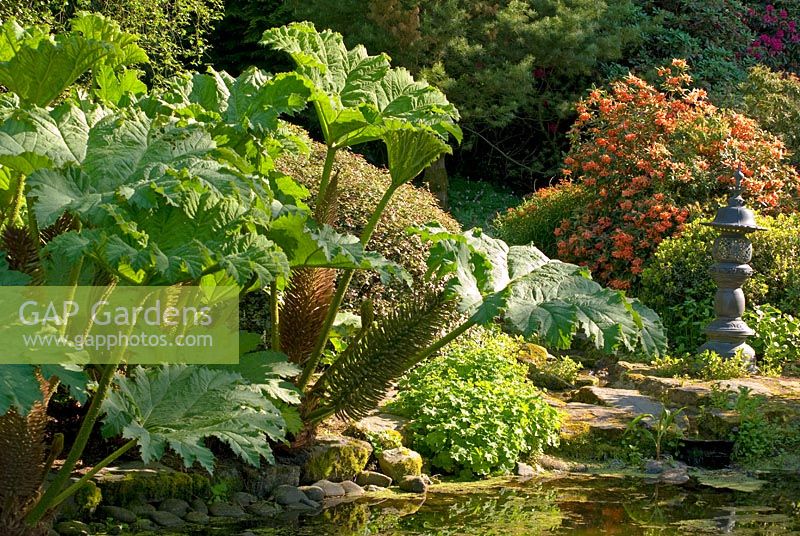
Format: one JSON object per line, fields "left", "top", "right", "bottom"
{"left": 229, "top": 475, "right": 800, "bottom": 535}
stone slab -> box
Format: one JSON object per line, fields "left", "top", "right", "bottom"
{"left": 571, "top": 386, "right": 665, "bottom": 419}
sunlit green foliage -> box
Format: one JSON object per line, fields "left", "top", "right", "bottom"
{"left": 1, "top": 0, "right": 225, "bottom": 81}
{"left": 390, "top": 328, "right": 561, "bottom": 476}
{"left": 285, "top": 0, "right": 646, "bottom": 185}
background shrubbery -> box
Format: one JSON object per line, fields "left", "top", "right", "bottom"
{"left": 737, "top": 65, "right": 800, "bottom": 165}
{"left": 497, "top": 61, "right": 799, "bottom": 290}
{"left": 493, "top": 181, "right": 588, "bottom": 258}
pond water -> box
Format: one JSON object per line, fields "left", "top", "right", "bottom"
{"left": 178, "top": 474, "right": 800, "bottom": 535}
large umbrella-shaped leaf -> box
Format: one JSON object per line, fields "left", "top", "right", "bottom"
{"left": 0, "top": 103, "right": 109, "bottom": 175}
{"left": 419, "top": 226, "right": 667, "bottom": 356}
{"left": 0, "top": 364, "right": 88, "bottom": 415}
{"left": 383, "top": 126, "right": 452, "bottom": 188}
{"left": 0, "top": 27, "right": 108, "bottom": 106}
{"left": 267, "top": 212, "right": 409, "bottom": 284}
{"left": 157, "top": 67, "right": 312, "bottom": 136}
{"left": 44, "top": 191, "right": 290, "bottom": 287}
{"left": 0, "top": 366, "right": 42, "bottom": 415}
{"left": 102, "top": 366, "right": 288, "bottom": 471}
{"left": 261, "top": 22, "right": 461, "bottom": 150}
{"left": 69, "top": 11, "right": 148, "bottom": 69}
{"left": 0, "top": 14, "right": 147, "bottom": 107}
{"left": 27, "top": 109, "right": 257, "bottom": 227}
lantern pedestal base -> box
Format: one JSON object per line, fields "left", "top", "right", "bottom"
{"left": 697, "top": 340, "right": 755, "bottom": 362}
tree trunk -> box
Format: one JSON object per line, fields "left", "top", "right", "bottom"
{"left": 424, "top": 156, "right": 448, "bottom": 210}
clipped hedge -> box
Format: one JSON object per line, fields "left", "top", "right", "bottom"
{"left": 639, "top": 214, "right": 800, "bottom": 352}
{"left": 493, "top": 181, "right": 589, "bottom": 258}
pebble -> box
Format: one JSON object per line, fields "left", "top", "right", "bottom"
{"left": 515, "top": 462, "right": 536, "bottom": 478}
{"left": 273, "top": 484, "right": 308, "bottom": 505}
{"left": 298, "top": 485, "right": 325, "bottom": 502}
{"left": 98, "top": 505, "right": 137, "bottom": 524}
{"left": 232, "top": 491, "right": 258, "bottom": 506}
{"left": 159, "top": 498, "right": 190, "bottom": 518}
{"left": 127, "top": 501, "right": 156, "bottom": 516}
{"left": 398, "top": 475, "right": 427, "bottom": 493}
{"left": 312, "top": 479, "right": 346, "bottom": 497}
{"left": 185, "top": 511, "right": 210, "bottom": 524}
{"left": 191, "top": 498, "right": 209, "bottom": 515}
{"left": 149, "top": 510, "right": 185, "bottom": 528}
{"left": 340, "top": 480, "right": 365, "bottom": 496}
{"left": 246, "top": 501, "right": 281, "bottom": 517}
{"left": 54, "top": 521, "right": 90, "bottom": 536}
{"left": 356, "top": 470, "right": 392, "bottom": 488}
{"left": 209, "top": 501, "right": 247, "bottom": 518}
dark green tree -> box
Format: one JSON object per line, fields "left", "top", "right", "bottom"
{"left": 285, "top": 0, "right": 647, "bottom": 188}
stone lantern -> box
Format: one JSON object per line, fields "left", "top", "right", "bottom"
{"left": 698, "top": 168, "right": 765, "bottom": 362}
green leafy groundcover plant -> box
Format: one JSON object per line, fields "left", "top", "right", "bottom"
{"left": 651, "top": 350, "right": 753, "bottom": 381}
{"left": 389, "top": 328, "right": 561, "bottom": 477}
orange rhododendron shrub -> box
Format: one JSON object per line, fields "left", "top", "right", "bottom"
{"left": 556, "top": 59, "right": 800, "bottom": 290}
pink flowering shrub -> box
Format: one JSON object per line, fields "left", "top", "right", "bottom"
{"left": 745, "top": 3, "right": 800, "bottom": 72}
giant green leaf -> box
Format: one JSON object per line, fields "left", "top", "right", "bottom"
{"left": 267, "top": 213, "right": 410, "bottom": 284}
{"left": 44, "top": 192, "right": 290, "bottom": 287}
{"left": 0, "top": 20, "right": 49, "bottom": 62}
{"left": 0, "top": 14, "right": 148, "bottom": 107}
{"left": 0, "top": 363, "right": 92, "bottom": 412}
{"left": 261, "top": 22, "right": 388, "bottom": 147}
{"left": 70, "top": 11, "right": 148, "bottom": 69}
{"left": 211, "top": 350, "right": 301, "bottom": 405}
{"left": 0, "top": 365, "right": 42, "bottom": 415}
{"left": 102, "top": 366, "right": 288, "bottom": 471}
{"left": 158, "top": 67, "right": 312, "bottom": 135}
{"left": 27, "top": 110, "right": 259, "bottom": 227}
{"left": 0, "top": 19, "right": 109, "bottom": 106}
{"left": 0, "top": 103, "right": 107, "bottom": 175}
{"left": 93, "top": 65, "right": 147, "bottom": 106}
{"left": 631, "top": 300, "right": 669, "bottom": 358}
{"left": 384, "top": 126, "right": 452, "bottom": 187}
{"left": 419, "top": 227, "right": 667, "bottom": 356}
{"left": 261, "top": 22, "right": 460, "bottom": 150}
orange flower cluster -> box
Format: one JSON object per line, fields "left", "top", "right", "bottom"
{"left": 553, "top": 60, "right": 800, "bottom": 290}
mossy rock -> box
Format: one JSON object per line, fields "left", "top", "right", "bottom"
{"left": 553, "top": 402, "right": 652, "bottom": 461}
{"left": 95, "top": 464, "right": 211, "bottom": 505}
{"left": 276, "top": 128, "right": 461, "bottom": 316}
{"left": 302, "top": 435, "right": 373, "bottom": 483}
{"left": 58, "top": 480, "right": 102, "bottom": 520}
{"left": 344, "top": 413, "right": 411, "bottom": 448}
{"left": 377, "top": 447, "right": 423, "bottom": 482}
